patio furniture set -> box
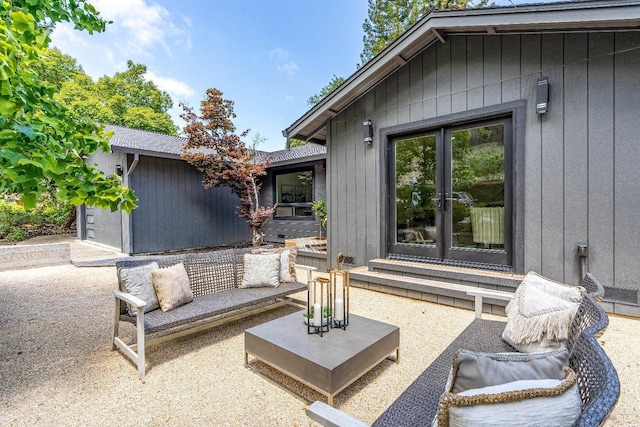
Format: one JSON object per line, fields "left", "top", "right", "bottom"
{"left": 112, "top": 247, "right": 619, "bottom": 426}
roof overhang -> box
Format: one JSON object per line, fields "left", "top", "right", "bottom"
{"left": 284, "top": 0, "right": 640, "bottom": 143}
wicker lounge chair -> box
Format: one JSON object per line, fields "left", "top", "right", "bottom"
{"left": 306, "top": 273, "right": 619, "bottom": 427}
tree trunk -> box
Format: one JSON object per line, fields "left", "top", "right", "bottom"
{"left": 252, "top": 227, "right": 263, "bottom": 246}
{"left": 63, "top": 206, "right": 77, "bottom": 229}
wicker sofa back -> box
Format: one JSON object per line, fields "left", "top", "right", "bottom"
{"left": 306, "top": 273, "right": 620, "bottom": 427}
{"left": 112, "top": 247, "right": 309, "bottom": 380}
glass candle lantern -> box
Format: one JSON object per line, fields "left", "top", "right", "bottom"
{"left": 330, "top": 268, "right": 349, "bottom": 330}
{"left": 307, "top": 277, "right": 331, "bottom": 336}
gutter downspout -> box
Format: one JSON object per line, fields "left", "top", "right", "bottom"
{"left": 127, "top": 153, "right": 139, "bottom": 176}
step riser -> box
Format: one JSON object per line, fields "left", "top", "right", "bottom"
{"left": 351, "top": 278, "right": 507, "bottom": 317}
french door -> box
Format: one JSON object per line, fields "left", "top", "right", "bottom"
{"left": 389, "top": 117, "right": 512, "bottom": 267}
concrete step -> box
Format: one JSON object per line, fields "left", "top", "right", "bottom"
{"left": 367, "top": 258, "right": 524, "bottom": 289}
{"left": 349, "top": 265, "right": 518, "bottom": 316}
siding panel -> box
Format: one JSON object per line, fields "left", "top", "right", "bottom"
{"left": 563, "top": 33, "right": 589, "bottom": 283}
{"left": 540, "top": 34, "right": 565, "bottom": 279}
{"left": 613, "top": 32, "right": 640, "bottom": 288}
{"left": 587, "top": 33, "right": 615, "bottom": 285}
{"left": 520, "top": 34, "right": 542, "bottom": 273}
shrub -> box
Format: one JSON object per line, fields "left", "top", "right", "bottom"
{"left": 0, "top": 195, "right": 73, "bottom": 243}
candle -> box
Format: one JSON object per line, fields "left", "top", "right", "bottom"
{"left": 309, "top": 284, "right": 315, "bottom": 305}
{"left": 313, "top": 303, "right": 321, "bottom": 327}
{"left": 334, "top": 298, "right": 344, "bottom": 321}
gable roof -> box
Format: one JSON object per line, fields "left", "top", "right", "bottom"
{"left": 284, "top": 0, "right": 640, "bottom": 144}
{"left": 106, "top": 124, "right": 325, "bottom": 166}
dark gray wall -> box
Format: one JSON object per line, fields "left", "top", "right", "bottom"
{"left": 327, "top": 32, "right": 640, "bottom": 292}
{"left": 261, "top": 160, "right": 326, "bottom": 243}
{"left": 128, "top": 155, "right": 252, "bottom": 254}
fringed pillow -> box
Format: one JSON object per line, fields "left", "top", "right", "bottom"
{"left": 503, "top": 272, "right": 585, "bottom": 352}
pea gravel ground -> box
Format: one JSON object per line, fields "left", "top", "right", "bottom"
{"left": 0, "top": 264, "right": 638, "bottom": 426}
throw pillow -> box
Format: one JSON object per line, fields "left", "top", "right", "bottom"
{"left": 503, "top": 273, "right": 584, "bottom": 352}
{"left": 117, "top": 262, "right": 160, "bottom": 316}
{"left": 434, "top": 365, "right": 581, "bottom": 427}
{"left": 151, "top": 263, "right": 194, "bottom": 312}
{"left": 241, "top": 253, "right": 281, "bottom": 288}
{"left": 251, "top": 247, "right": 297, "bottom": 283}
{"left": 522, "top": 271, "right": 586, "bottom": 302}
{"left": 449, "top": 347, "right": 569, "bottom": 394}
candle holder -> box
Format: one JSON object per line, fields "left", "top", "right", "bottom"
{"left": 306, "top": 277, "right": 331, "bottom": 336}
{"left": 330, "top": 253, "right": 350, "bottom": 330}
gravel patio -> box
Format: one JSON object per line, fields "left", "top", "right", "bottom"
{"left": 1, "top": 263, "right": 638, "bottom": 426}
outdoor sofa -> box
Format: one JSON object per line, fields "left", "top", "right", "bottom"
{"left": 112, "top": 247, "right": 311, "bottom": 380}
{"left": 306, "top": 273, "right": 620, "bottom": 427}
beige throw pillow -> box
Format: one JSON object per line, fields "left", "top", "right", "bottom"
{"left": 151, "top": 263, "right": 194, "bottom": 312}
{"left": 251, "top": 247, "right": 297, "bottom": 283}
{"left": 241, "top": 253, "right": 281, "bottom": 288}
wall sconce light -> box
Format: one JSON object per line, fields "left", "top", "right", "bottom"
{"left": 536, "top": 76, "right": 549, "bottom": 114}
{"left": 115, "top": 164, "right": 124, "bottom": 177}
{"left": 363, "top": 119, "right": 373, "bottom": 144}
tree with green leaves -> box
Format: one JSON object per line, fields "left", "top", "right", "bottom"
{"left": 360, "top": 0, "right": 488, "bottom": 66}
{"left": 0, "top": 1, "right": 136, "bottom": 212}
{"left": 55, "top": 58, "right": 177, "bottom": 135}
{"left": 307, "top": 75, "right": 346, "bottom": 107}
{"left": 181, "top": 88, "right": 276, "bottom": 246}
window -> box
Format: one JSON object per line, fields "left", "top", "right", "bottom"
{"left": 274, "top": 169, "right": 313, "bottom": 218}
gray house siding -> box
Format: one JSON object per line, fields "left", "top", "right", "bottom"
{"left": 327, "top": 32, "right": 640, "bottom": 291}
{"left": 82, "top": 149, "right": 125, "bottom": 250}
{"left": 261, "top": 160, "right": 326, "bottom": 242}
{"left": 128, "top": 155, "right": 251, "bottom": 254}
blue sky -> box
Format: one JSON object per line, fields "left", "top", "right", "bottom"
{"left": 51, "top": 0, "right": 554, "bottom": 152}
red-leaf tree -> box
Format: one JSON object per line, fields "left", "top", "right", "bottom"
{"left": 180, "top": 88, "right": 276, "bottom": 246}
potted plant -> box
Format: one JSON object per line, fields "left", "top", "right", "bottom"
{"left": 311, "top": 200, "right": 327, "bottom": 238}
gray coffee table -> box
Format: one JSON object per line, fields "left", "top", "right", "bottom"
{"left": 244, "top": 311, "right": 399, "bottom": 406}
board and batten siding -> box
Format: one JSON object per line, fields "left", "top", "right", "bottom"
{"left": 81, "top": 149, "right": 125, "bottom": 250}
{"left": 128, "top": 155, "right": 251, "bottom": 254}
{"left": 261, "top": 161, "right": 326, "bottom": 243}
{"left": 327, "top": 32, "right": 640, "bottom": 292}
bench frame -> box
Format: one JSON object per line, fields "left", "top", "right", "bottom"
{"left": 111, "top": 248, "right": 314, "bottom": 380}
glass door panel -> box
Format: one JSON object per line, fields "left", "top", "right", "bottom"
{"left": 448, "top": 123, "right": 506, "bottom": 253}
{"left": 392, "top": 134, "right": 439, "bottom": 258}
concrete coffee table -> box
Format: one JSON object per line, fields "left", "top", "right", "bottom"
{"left": 244, "top": 311, "right": 399, "bottom": 406}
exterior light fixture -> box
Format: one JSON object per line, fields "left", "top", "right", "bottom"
{"left": 363, "top": 119, "right": 373, "bottom": 144}
{"left": 536, "top": 77, "right": 549, "bottom": 114}
{"left": 115, "top": 164, "right": 124, "bottom": 177}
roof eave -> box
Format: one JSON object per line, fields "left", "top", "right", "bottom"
{"left": 284, "top": 0, "right": 640, "bottom": 143}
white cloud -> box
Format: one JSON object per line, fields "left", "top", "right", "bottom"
{"left": 269, "top": 48, "right": 289, "bottom": 61}
{"left": 88, "top": 0, "right": 191, "bottom": 56}
{"left": 277, "top": 61, "right": 298, "bottom": 75}
{"left": 269, "top": 48, "right": 298, "bottom": 75}
{"left": 145, "top": 71, "right": 195, "bottom": 98}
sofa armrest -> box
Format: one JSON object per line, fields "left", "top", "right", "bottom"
{"left": 305, "top": 401, "right": 369, "bottom": 427}
{"left": 114, "top": 290, "right": 147, "bottom": 309}
{"left": 465, "top": 288, "right": 514, "bottom": 319}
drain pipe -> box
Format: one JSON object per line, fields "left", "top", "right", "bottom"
{"left": 577, "top": 244, "right": 588, "bottom": 283}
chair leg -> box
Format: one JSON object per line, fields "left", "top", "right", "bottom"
{"left": 136, "top": 307, "right": 146, "bottom": 380}
{"left": 112, "top": 297, "right": 120, "bottom": 350}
